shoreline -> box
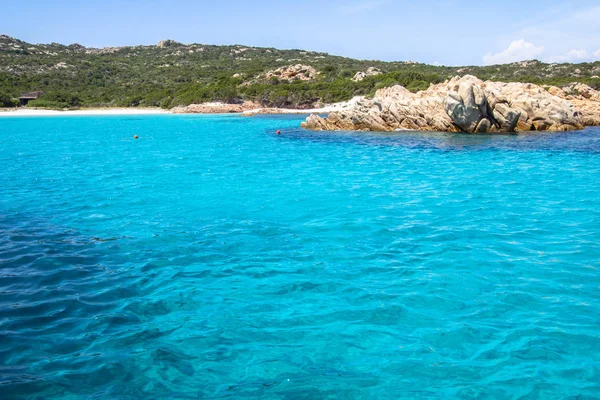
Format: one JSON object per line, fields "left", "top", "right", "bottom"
{"left": 0, "top": 108, "right": 170, "bottom": 117}
{"left": 0, "top": 98, "right": 359, "bottom": 118}
{"left": 0, "top": 106, "right": 336, "bottom": 118}
{"left": 240, "top": 97, "right": 362, "bottom": 116}
{"left": 0, "top": 106, "right": 330, "bottom": 117}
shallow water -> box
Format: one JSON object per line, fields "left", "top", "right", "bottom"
{"left": 1, "top": 115, "right": 599, "bottom": 399}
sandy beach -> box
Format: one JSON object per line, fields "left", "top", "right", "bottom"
{"left": 0, "top": 108, "right": 169, "bottom": 117}
{"left": 0, "top": 106, "right": 337, "bottom": 117}
{"left": 0, "top": 98, "right": 359, "bottom": 118}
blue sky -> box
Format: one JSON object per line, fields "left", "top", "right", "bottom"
{"left": 2, "top": 0, "right": 599, "bottom": 65}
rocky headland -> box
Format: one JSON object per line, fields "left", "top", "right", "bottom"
{"left": 302, "top": 75, "right": 600, "bottom": 133}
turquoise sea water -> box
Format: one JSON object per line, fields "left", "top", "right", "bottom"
{"left": 1, "top": 114, "right": 599, "bottom": 399}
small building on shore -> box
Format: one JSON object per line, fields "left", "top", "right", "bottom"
{"left": 18, "top": 91, "right": 43, "bottom": 106}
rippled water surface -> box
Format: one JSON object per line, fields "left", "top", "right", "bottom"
{"left": 1, "top": 115, "right": 600, "bottom": 399}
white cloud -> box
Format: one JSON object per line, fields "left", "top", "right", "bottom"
{"left": 510, "top": 6, "right": 600, "bottom": 64}
{"left": 342, "top": 0, "right": 384, "bottom": 14}
{"left": 483, "top": 39, "right": 545, "bottom": 65}
{"left": 432, "top": 61, "right": 441, "bottom": 66}
{"left": 548, "top": 49, "right": 589, "bottom": 63}
{"left": 594, "top": 49, "right": 600, "bottom": 59}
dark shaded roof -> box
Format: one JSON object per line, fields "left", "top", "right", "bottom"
{"left": 19, "top": 91, "right": 43, "bottom": 100}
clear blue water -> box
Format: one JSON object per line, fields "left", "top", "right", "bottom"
{"left": 1, "top": 114, "right": 600, "bottom": 399}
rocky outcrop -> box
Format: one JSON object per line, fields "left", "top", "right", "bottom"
{"left": 264, "top": 64, "right": 317, "bottom": 82}
{"left": 563, "top": 83, "right": 600, "bottom": 101}
{"left": 303, "top": 86, "right": 458, "bottom": 132}
{"left": 302, "top": 75, "right": 589, "bottom": 133}
{"left": 547, "top": 83, "right": 600, "bottom": 127}
{"left": 242, "top": 65, "right": 318, "bottom": 86}
{"left": 157, "top": 40, "right": 182, "bottom": 48}
{"left": 171, "top": 101, "right": 259, "bottom": 114}
{"left": 570, "top": 102, "right": 600, "bottom": 127}
{"left": 352, "top": 67, "right": 383, "bottom": 82}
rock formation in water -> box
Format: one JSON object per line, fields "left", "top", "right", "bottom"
{"left": 546, "top": 83, "right": 600, "bottom": 127}
{"left": 302, "top": 75, "right": 599, "bottom": 133}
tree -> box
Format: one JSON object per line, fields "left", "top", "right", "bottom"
{"left": 0, "top": 92, "right": 17, "bottom": 107}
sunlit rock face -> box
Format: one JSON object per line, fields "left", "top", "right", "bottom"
{"left": 303, "top": 75, "right": 590, "bottom": 133}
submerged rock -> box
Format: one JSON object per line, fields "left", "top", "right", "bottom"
{"left": 302, "top": 75, "right": 592, "bottom": 133}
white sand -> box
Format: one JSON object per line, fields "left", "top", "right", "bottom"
{"left": 0, "top": 98, "right": 360, "bottom": 117}
{"left": 0, "top": 108, "right": 169, "bottom": 117}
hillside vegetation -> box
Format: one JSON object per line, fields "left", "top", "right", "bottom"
{"left": 1, "top": 35, "right": 600, "bottom": 109}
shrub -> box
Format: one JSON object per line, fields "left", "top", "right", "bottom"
{"left": 3, "top": 37, "right": 598, "bottom": 110}
{"left": 41, "top": 92, "right": 82, "bottom": 107}
{"left": 26, "top": 99, "right": 69, "bottom": 109}
{"left": 0, "top": 93, "right": 17, "bottom": 107}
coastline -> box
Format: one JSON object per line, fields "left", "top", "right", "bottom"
{"left": 0, "top": 105, "right": 337, "bottom": 117}
{"left": 170, "top": 99, "right": 359, "bottom": 116}
{"left": 302, "top": 77, "right": 600, "bottom": 133}
{"left": 240, "top": 97, "right": 363, "bottom": 116}
{"left": 0, "top": 108, "right": 169, "bottom": 117}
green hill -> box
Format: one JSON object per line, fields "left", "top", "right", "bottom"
{"left": 1, "top": 35, "right": 599, "bottom": 109}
